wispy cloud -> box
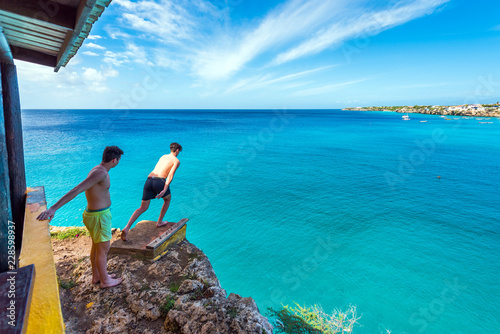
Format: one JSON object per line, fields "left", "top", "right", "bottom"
{"left": 82, "top": 51, "right": 99, "bottom": 56}
{"left": 192, "top": 0, "right": 351, "bottom": 80}
{"left": 274, "top": 0, "right": 450, "bottom": 65}
{"left": 224, "top": 65, "right": 336, "bottom": 94}
{"left": 189, "top": 0, "right": 449, "bottom": 80}
{"left": 103, "top": 51, "right": 130, "bottom": 67}
{"left": 114, "top": 0, "right": 226, "bottom": 44}
{"left": 85, "top": 42, "right": 106, "bottom": 50}
{"left": 294, "top": 78, "right": 368, "bottom": 96}
{"left": 102, "top": 43, "right": 152, "bottom": 67}
{"left": 87, "top": 35, "right": 104, "bottom": 40}
{"left": 106, "top": 0, "right": 449, "bottom": 96}
{"left": 105, "top": 26, "right": 132, "bottom": 40}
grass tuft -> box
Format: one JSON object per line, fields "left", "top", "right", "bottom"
{"left": 227, "top": 306, "right": 239, "bottom": 319}
{"left": 169, "top": 281, "right": 181, "bottom": 293}
{"left": 160, "top": 296, "right": 176, "bottom": 316}
{"left": 58, "top": 277, "right": 78, "bottom": 290}
{"left": 51, "top": 227, "right": 89, "bottom": 240}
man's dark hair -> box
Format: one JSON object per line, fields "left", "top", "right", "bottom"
{"left": 102, "top": 146, "right": 124, "bottom": 163}
{"left": 170, "top": 142, "right": 182, "bottom": 152}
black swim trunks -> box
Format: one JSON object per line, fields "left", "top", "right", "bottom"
{"left": 142, "top": 177, "right": 171, "bottom": 201}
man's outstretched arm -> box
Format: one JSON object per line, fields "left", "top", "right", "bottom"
{"left": 37, "top": 168, "right": 107, "bottom": 221}
{"left": 156, "top": 161, "right": 180, "bottom": 199}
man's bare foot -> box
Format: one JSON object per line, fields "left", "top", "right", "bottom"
{"left": 156, "top": 221, "right": 169, "bottom": 227}
{"left": 120, "top": 229, "right": 128, "bottom": 241}
{"left": 100, "top": 277, "right": 122, "bottom": 289}
{"left": 92, "top": 273, "right": 116, "bottom": 284}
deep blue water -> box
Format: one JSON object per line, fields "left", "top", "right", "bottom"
{"left": 22, "top": 109, "right": 500, "bottom": 333}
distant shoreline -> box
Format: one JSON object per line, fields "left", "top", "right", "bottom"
{"left": 343, "top": 104, "right": 500, "bottom": 118}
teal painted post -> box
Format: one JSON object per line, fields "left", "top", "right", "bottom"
{"left": 1, "top": 63, "right": 25, "bottom": 253}
{"left": 0, "top": 64, "right": 13, "bottom": 273}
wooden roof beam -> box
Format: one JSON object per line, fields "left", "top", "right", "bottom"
{"left": 11, "top": 45, "right": 57, "bottom": 67}
{"left": 0, "top": 0, "right": 76, "bottom": 30}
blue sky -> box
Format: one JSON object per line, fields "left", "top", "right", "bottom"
{"left": 17, "top": 0, "right": 500, "bottom": 109}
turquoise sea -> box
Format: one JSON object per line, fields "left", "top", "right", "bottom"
{"left": 23, "top": 109, "right": 499, "bottom": 333}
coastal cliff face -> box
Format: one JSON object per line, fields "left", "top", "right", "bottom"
{"left": 51, "top": 229, "right": 273, "bottom": 334}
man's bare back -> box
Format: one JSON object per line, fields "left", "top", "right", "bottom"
{"left": 121, "top": 143, "right": 182, "bottom": 241}
{"left": 149, "top": 154, "right": 179, "bottom": 178}
{"left": 85, "top": 165, "right": 112, "bottom": 211}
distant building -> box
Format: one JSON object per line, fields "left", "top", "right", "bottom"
{"left": 447, "top": 105, "right": 464, "bottom": 111}
{"left": 469, "top": 104, "right": 485, "bottom": 111}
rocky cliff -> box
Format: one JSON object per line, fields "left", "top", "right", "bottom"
{"left": 51, "top": 228, "right": 273, "bottom": 334}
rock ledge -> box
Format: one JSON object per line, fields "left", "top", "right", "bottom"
{"left": 52, "top": 231, "right": 273, "bottom": 334}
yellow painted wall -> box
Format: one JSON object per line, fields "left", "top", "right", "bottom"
{"left": 19, "top": 187, "right": 65, "bottom": 333}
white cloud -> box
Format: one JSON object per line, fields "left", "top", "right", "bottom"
{"left": 124, "top": 43, "right": 153, "bottom": 65}
{"left": 105, "top": 26, "right": 132, "bottom": 40}
{"left": 83, "top": 68, "right": 106, "bottom": 82}
{"left": 81, "top": 67, "right": 120, "bottom": 92}
{"left": 107, "top": 0, "right": 449, "bottom": 92}
{"left": 16, "top": 60, "right": 118, "bottom": 95}
{"left": 102, "top": 44, "right": 154, "bottom": 67}
{"left": 224, "top": 65, "right": 335, "bottom": 94}
{"left": 104, "top": 68, "right": 120, "bottom": 78}
{"left": 192, "top": 0, "right": 345, "bottom": 80}
{"left": 190, "top": 0, "right": 448, "bottom": 80}
{"left": 154, "top": 51, "right": 181, "bottom": 70}
{"left": 17, "top": 61, "right": 80, "bottom": 88}
{"left": 103, "top": 51, "right": 130, "bottom": 67}
{"left": 87, "top": 35, "right": 104, "bottom": 40}
{"left": 82, "top": 51, "right": 99, "bottom": 56}
{"left": 85, "top": 42, "right": 106, "bottom": 50}
{"left": 115, "top": 0, "right": 225, "bottom": 44}
{"left": 274, "top": 0, "right": 450, "bottom": 65}
{"left": 253, "top": 65, "right": 336, "bottom": 87}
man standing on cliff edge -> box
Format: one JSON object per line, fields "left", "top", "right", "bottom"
{"left": 121, "top": 142, "right": 182, "bottom": 241}
{"left": 37, "top": 146, "right": 123, "bottom": 288}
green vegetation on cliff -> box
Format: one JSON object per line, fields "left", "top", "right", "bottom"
{"left": 269, "top": 303, "right": 360, "bottom": 333}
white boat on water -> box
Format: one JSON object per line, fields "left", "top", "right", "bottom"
{"left": 420, "top": 120, "right": 427, "bottom": 122}
{"left": 402, "top": 114, "right": 410, "bottom": 121}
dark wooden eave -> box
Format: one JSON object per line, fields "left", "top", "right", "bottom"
{"left": 0, "top": 0, "right": 111, "bottom": 71}
{"left": 0, "top": 0, "right": 77, "bottom": 29}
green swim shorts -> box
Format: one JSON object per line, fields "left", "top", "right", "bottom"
{"left": 82, "top": 207, "right": 112, "bottom": 243}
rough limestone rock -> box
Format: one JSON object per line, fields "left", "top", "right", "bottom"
{"left": 164, "top": 290, "right": 273, "bottom": 334}
{"left": 59, "top": 239, "right": 273, "bottom": 334}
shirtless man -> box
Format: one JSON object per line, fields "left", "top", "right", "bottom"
{"left": 37, "top": 146, "right": 123, "bottom": 288}
{"left": 121, "top": 142, "right": 182, "bottom": 241}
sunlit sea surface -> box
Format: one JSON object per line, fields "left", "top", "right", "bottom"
{"left": 23, "top": 109, "right": 499, "bottom": 333}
